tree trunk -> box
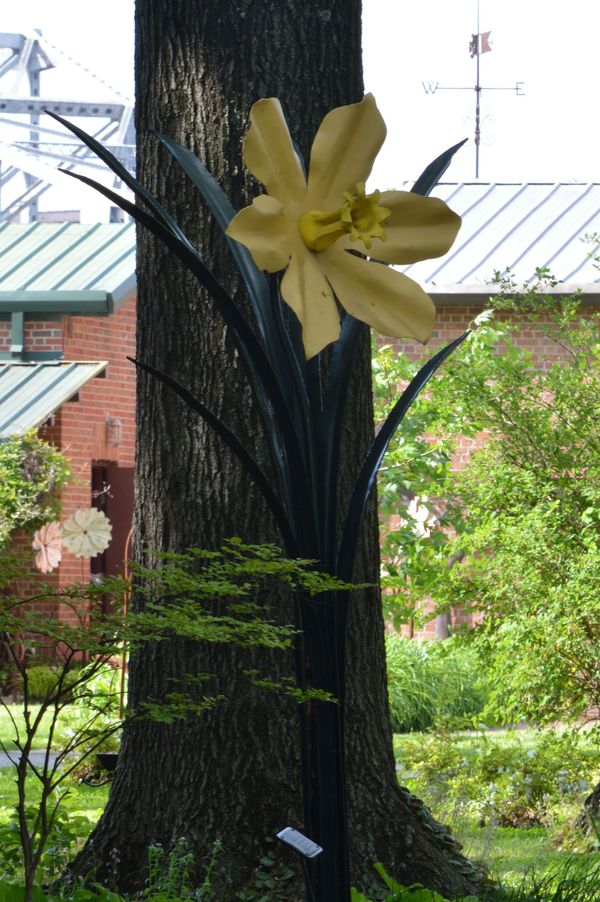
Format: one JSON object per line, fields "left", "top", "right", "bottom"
{"left": 67, "top": 2, "right": 480, "bottom": 898}
{"left": 575, "top": 780, "right": 600, "bottom": 836}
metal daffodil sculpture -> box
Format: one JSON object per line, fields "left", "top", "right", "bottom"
{"left": 49, "top": 96, "right": 466, "bottom": 902}
{"left": 227, "top": 95, "right": 460, "bottom": 359}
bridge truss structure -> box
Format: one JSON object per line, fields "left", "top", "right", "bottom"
{"left": 0, "top": 30, "right": 134, "bottom": 222}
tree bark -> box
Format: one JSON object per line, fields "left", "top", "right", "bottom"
{"left": 67, "top": 1, "right": 481, "bottom": 898}
{"left": 575, "top": 780, "right": 600, "bottom": 836}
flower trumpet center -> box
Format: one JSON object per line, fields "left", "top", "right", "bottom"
{"left": 298, "top": 182, "right": 391, "bottom": 253}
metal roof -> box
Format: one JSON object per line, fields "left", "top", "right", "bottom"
{"left": 1, "top": 185, "right": 599, "bottom": 313}
{"left": 0, "top": 222, "right": 136, "bottom": 313}
{"left": 405, "top": 183, "right": 600, "bottom": 298}
{"left": 0, "top": 360, "right": 107, "bottom": 437}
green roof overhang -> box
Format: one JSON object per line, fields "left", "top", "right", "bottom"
{"left": 0, "top": 360, "right": 108, "bottom": 438}
{"left": 0, "top": 291, "right": 113, "bottom": 315}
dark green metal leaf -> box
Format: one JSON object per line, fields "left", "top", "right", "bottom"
{"left": 45, "top": 111, "right": 191, "bottom": 247}
{"left": 153, "top": 132, "right": 275, "bottom": 345}
{"left": 411, "top": 138, "right": 468, "bottom": 197}
{"left": 337, "top": 332, "right": 469, "bottom": 580}
{"left": 59, "top": 169, "right": 312, "bottom": 530}
{"left": 270, "top": 284, "right": 310, "bottom": 419}
{"left": 319, "top": 315, "right": 364, "bottom": 567}
{"left": 57, "top": 169, "right": 236, "bottom": 316}
{"left": 130, "top": 357, "right": 299, "bottom": 554}
{"left": 154, "top": 132, "right": 312, "bottom": 443}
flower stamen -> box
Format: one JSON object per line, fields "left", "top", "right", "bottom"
{"left": 299, "top": 182, "right": 390, "bottom": 253}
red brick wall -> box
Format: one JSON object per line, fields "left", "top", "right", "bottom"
{"left": 390, "top": 304, "right": 576, "bottom": 360}
{"left": 25, "top": 321, "right": 63, "bottom": 354}
{"left": 57, "top": 302, "right": 137, "bottom": 590}
{"left": 0, "top": 320, "right": 63, "bottom": 354}
{"left": 3, "top": 301, "right": 137, "bottom": 619}
{"left": 0, "top": 320, "right": 11, "bottom": 347}
{"left": 387, "top": 305, "right": 475, "bottom": 359}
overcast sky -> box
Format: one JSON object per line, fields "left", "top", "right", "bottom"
{"left": 1, "top": 0, "right": 598, "bottom": 216}
{"left": 365, "top": 0, "right": 599, "bottom": 186}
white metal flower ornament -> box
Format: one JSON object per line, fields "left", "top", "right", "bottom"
{"left": 62, "top": 508, "right": 112, "bottom": 558}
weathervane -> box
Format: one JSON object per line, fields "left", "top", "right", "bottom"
{"left": 422, "top": 1, "right": 524, "bottom": 178}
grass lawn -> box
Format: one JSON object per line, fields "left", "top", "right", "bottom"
{"left": 1, "top": 702, "right": 600, "bottom": 896}
{"left": 461, "top": 822, "right": 572, "bottom": 884}
{"left": 0, "top": 765, "right": 109, "bottom": 883}
{"left": 393, "top": 727, "right": 600, "bottom": 890}
{"left": 0, "top": 702, "right": 79, "bottom": 750}
{"left": 0, "top": 765, "right": 108, "bottom": 813}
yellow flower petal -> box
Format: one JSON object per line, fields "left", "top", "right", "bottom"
{"left": 306, "top": 94, "right": 386, "bottom": 210}
{"left": 226, "top": 195, "right": 294, "bottom": 272}
{"left": 362, "top": 191, "right": 462, "bottom": 265}
{"left": 320, "top": 246, "right": 436, "bottom": 344}
{"left": 227, "top": 93, "right": 463, "bottom": 359}
{"left": 280, "top": 241, "right": 341, "bottom": 359}
{"left": 244, "top": 98, "right": 307, "bottom": 209}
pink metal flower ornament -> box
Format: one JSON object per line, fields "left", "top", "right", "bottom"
{"left": 32, "top": 521, "right": 62, "bottom": 574}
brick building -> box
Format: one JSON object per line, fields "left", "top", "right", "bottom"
{"left": 0, "top": 221, "right": 136, "bottom": 590}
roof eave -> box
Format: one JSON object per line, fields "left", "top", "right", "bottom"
{"left": 429, "top": 283, "right": 600, "bottom": 307}
{"left": 0, "top": 360, "right": 108, "bottom": 438}
{"left": 110, "top": 273, "right": 136, "bottom": 311}
{"left": 0, "top": 290, "right": 113, "bottom": 315}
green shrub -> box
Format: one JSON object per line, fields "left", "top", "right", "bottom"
{"left": 0, "top": 800, "right": 103, "bottom": 884}
{"left": 398, "top": 728, "right": 600, "bottom": 828}
{"left": 425, "top": 288, "right": 600, "bottom": 731}
{"left": 385, "top": 635, "right": 488, "bottom": 733}
{"left": 21, "top": 664, "right": 81, "bottom": 703}
{"left": 0, "top": 432, "right": 70, "bottom": 551}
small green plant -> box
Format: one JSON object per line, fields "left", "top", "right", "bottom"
{"left": 235, "top": 837, "right": 296, "bottom": 901}
{"left": 352, "top": 862, "right": 479, "bottom": 900}
{"left": 0, "top": 542, "right": 347, "bottom": 900}
{"left": 0, "top": 573, "right": 138, "bottom": 902}
{"left": 142, "top": 836, "right": 222, "bottom": 900}
{"left": 144, "top": 838, "right": 195, "bottom": 899}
